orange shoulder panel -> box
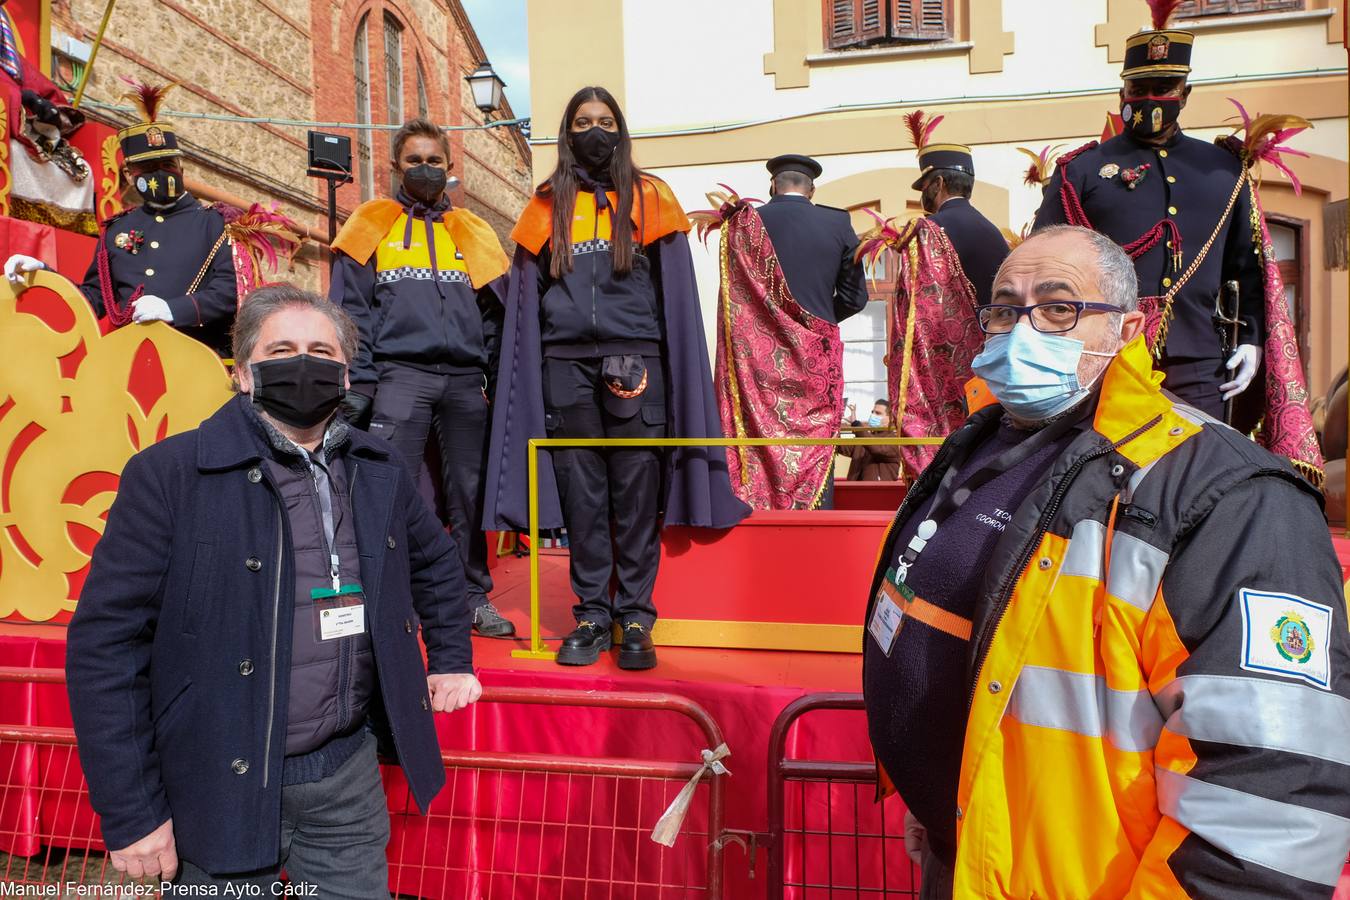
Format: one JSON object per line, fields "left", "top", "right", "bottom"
{"left": 634, "top": 176, "right": 691, "bottom": 245}
{"left": 442, "top": 208, "right": 509, "bottom": 289}
{"left": 510, "top": 193, "right": 554, "bottom": 256}
{"left": 330, "top": 199, "right": 403, "bottom": 265}
{"left": 964, "top": 377, "right": 998, "bottom": 415}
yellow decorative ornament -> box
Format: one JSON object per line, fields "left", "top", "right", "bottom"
{"left": 98, "top": 132, "right": 126, "bottom": 222}
{"left": 0, "top": 95, "right": 10, "bottom": 218}
{"left": 0, "top": 270, "right": 231, "bottom": 621}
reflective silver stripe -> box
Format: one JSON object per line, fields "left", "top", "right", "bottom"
{"left": 1121, "top": 458, "right": 1160, "bottom": 504}
{"left": 1157, "top": 766, "right": 1350, "bottom": 887}
{"left": 1172, "top": 403, "right": 1230, "bottom": 431}
{"left": 1005, "top": 665, "right": 1163, "bottom": 753}
{"left": 1156, "top": 674, "right": 1350, "bottom": 767}
{"left": 1057, "top": 519, "right": 1167, "bottom": 612}
{"left": 1060, "top": 518, "right": 1105, "bottom": 580}
{"left": 1105, "top": 531, "right": 1167, "bottom": 612}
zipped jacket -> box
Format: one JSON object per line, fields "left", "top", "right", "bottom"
{"left": 866, "top": 336, "right": 1350, "bottom": 897}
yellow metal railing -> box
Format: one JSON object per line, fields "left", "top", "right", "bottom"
{"left": 512, "top": 435, "right": 946, "bottom": 660}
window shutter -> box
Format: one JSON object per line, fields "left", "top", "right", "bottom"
{"left": 827, "top": 0, "right": 885, "bottom": 49}
{"left": 827, "top": 0, "right": 860, "bottom": 49}
{"left": 859, "top": 0, "right": 885, "bottom": 41}
{"left": 893, "top": 0, "right": 951, "bottom": 40}
{"left": 1177, "top": 0, "right": 1302, "bottom": 16}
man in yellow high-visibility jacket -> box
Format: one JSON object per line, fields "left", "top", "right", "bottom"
{"left": 864, "top": 224, "right": 1350, "bottom": 898}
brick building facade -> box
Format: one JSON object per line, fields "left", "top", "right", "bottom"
{"left": 46, "top": 0, "right": 532, "bottom": 290}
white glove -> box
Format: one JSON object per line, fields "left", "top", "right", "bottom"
{"left": 1221, "top": 343, "right": 1262, "bottom": 401}
{"left": 131, "top": 295, "right": 173, "bottom": 324}
{"left": 4, "top": 254, "right": 45, "bottom": 285}
{"left": 903, "top": 809, "right": 928, "bottom": 867}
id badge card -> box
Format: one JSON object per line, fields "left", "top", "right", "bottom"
{"left": 868, "top": 568, "right": 913, "bottom": 657}
{"left": 313, "top": 584, "right": 366, "bottom": 641}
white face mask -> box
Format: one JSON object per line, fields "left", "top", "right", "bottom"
{"left": 972, "top": 323, "right": 1121, "bottom": 421}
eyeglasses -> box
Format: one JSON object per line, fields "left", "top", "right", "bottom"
{"left": 977, "top": 301, "right": 1121, "bottom": 335}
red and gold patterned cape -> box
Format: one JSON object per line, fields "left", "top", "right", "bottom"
{"left": 886, "top": 217, "right": 984, "bottom": 480}
{"left": 712, "top": 200, "right": 844, "bottom": 510}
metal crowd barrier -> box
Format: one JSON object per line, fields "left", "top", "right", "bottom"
{"left": 767, "top": 693, "right": 917, "bottom": 899}
{"left": 516, "top": 435, "right": 945, "bottom": 660}
{"left": 0, "top": 668, "right": 727, "bottom": 898}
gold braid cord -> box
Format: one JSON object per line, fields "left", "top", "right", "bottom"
{"left": 185, "top": 230, "right": 231, "bottom": 295}
{"left": 1151, "top": 169, "right": 1249, "bottom": 357}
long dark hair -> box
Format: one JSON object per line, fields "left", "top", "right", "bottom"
{"left": 541, "top": 86, "right": 645, "bottom": 278}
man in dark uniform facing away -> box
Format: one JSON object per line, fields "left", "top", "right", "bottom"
{"left": 911, "top": 142, "right": 1008, "bottom": 307}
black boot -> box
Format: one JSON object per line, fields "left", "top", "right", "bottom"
{"left": 617, "top": 622, "right": 657, "bottom": 670}
{"left": 557, "top": 620, "right": 611, "bottom": 666}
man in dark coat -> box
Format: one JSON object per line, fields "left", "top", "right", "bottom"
{"left": 911, "top": 142, "right": 1008, "bottom": 307}
{"left": 756, "top": 153, "right": 869, "bottom": 326}
{"left": 66, "top": 285, "right": 480, "bottom": 896}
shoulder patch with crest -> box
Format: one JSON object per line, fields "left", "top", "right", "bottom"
{"left": 1239, "top": 588, "right": 1333, "bottom": 690}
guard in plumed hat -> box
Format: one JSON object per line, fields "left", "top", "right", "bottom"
{"left": 5, "top": 78, "right": 238, "bottom": 354}
{"left": 1033, "top": 0, "right": 1322, "bottom": 483}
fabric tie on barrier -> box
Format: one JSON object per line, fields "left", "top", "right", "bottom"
{"left": 651, "top": 743, "right": 731, "bottom": 847}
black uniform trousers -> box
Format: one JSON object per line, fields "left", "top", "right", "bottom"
{"left": 543, "top": 356, "right": 667, "bottom": 629}
{"left": 1159, "top": 357, "right": 1227, "bottom": 420}
{"left": 367, "top": 363, "right": 493, "bottom": 600}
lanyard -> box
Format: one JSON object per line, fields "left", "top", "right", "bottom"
{"left": 894, "top": 413, "right": 1080, "bottom": 585}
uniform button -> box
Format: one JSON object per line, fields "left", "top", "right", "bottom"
{"left": 238, "top": 659, "right": 254, "bottom": 676}
{"left": 387, "top": 535, "right": 396, "bottom": 549}
{"left": 988, "top": 680, "right": 1003, "bottom": 694}
{"left": 247, "top": 467, "right": 262, "bottom": 483}
{"left": 150, "top": 241, "right": 160, "bottom": 249}
{"left": 1038, "top": 557, "right": 1053, "bottom": 570}
{"left": 245, "top": 557, "right": 262, "bottom": 572}
{"left": 1162, "top": 277, "right": 1173, "bottom": 288}
{"left": 1169, "top": 426, "right": 1185, "bottom": 436}
{"left": 155, "top": 215, "right": 165, "bottom": 223}
{"left": 1166, "top": 175, "right": 1176, "bottom": 184}
{"left": 1158, "top": 149, "right": 1168, "bottom": 158}
{"left": 1167, "top": 206, "right": 1177, "bottom": 216}
{"left": 405, "top": 619, "right": 413, "bottom": 633}
{"left": 231, "top": 758, "right": 249, "bottom": 775}
{"left": 1165, "top": 240, "right": 1173, "bottom": 248}
{"left": 1111, "top": 464, "right": 1125, "bottom": 478}
{"left": 955, "top": 806, "right": 963, "bottom": 819}
{"left": 145, "top": 268, "right": 155, "bottom": 277}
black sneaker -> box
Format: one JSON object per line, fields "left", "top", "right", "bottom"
{"left": 556, "top": 621, "right": 611, "bottom": 666}
{"left": 617, "top": 623, "right": 657, "bottom": 670}
{"left": 472, "top": 601, "right": 516, "bottom": 637}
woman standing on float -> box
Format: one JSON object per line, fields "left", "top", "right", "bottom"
{"left": 483, "top": 86, "right": 747, "bottom": 670}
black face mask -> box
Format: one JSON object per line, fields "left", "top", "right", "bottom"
{"left": 135, "top": 168, "right": 181, "bottom": 206}
{"left": 1121, "top": 96, "right": 1182, "bottom": 139}
{"left": 402, "top": 164, "right": 448, "bottom": 205}
{"left": 920, "top": 179, "right": 942, "bottom": 215}
{"left": 570, "top": 126, "right": 618, "bottom": 173}
{"left": 250, "top": 354, "right": 347, "bottom": 429}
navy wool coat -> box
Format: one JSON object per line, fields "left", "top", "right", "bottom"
{"left": 66, "top": 394, "right": 472, "bottom": 874}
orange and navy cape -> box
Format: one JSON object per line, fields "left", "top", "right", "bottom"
{"left": 508, "top": 176, "right": 691, "bottom": 254}
{"left": 482, "top": 176, "right": 748, "bottom": 533}
{"left": 331, "top": 199, "right": 509, "bottom": 290}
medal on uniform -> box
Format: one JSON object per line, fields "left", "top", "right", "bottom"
{"left": 1098, "top": 163, "right": 1120, "bottom": 180}
{"left": 1120, "top": 164, "right": 1151, "bottom": 190}
{"left": 114, "top": 230, "right": 144, "bottom": 254}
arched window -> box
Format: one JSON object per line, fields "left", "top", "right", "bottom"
{"left": 383, "top": 13, "right": 405, "bottom": 196}
{"left": 415, "top": 58, "right": 430, "bottom": 120}
{"left": 353, "top": 13, "right": 374, "bottom": 201}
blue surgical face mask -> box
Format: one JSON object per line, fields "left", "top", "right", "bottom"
{"left": 867, "top": 414, "right": 885, "bottom": 428}
{"left": 972, "top": 324, "right": 1117, "bottom": 421}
